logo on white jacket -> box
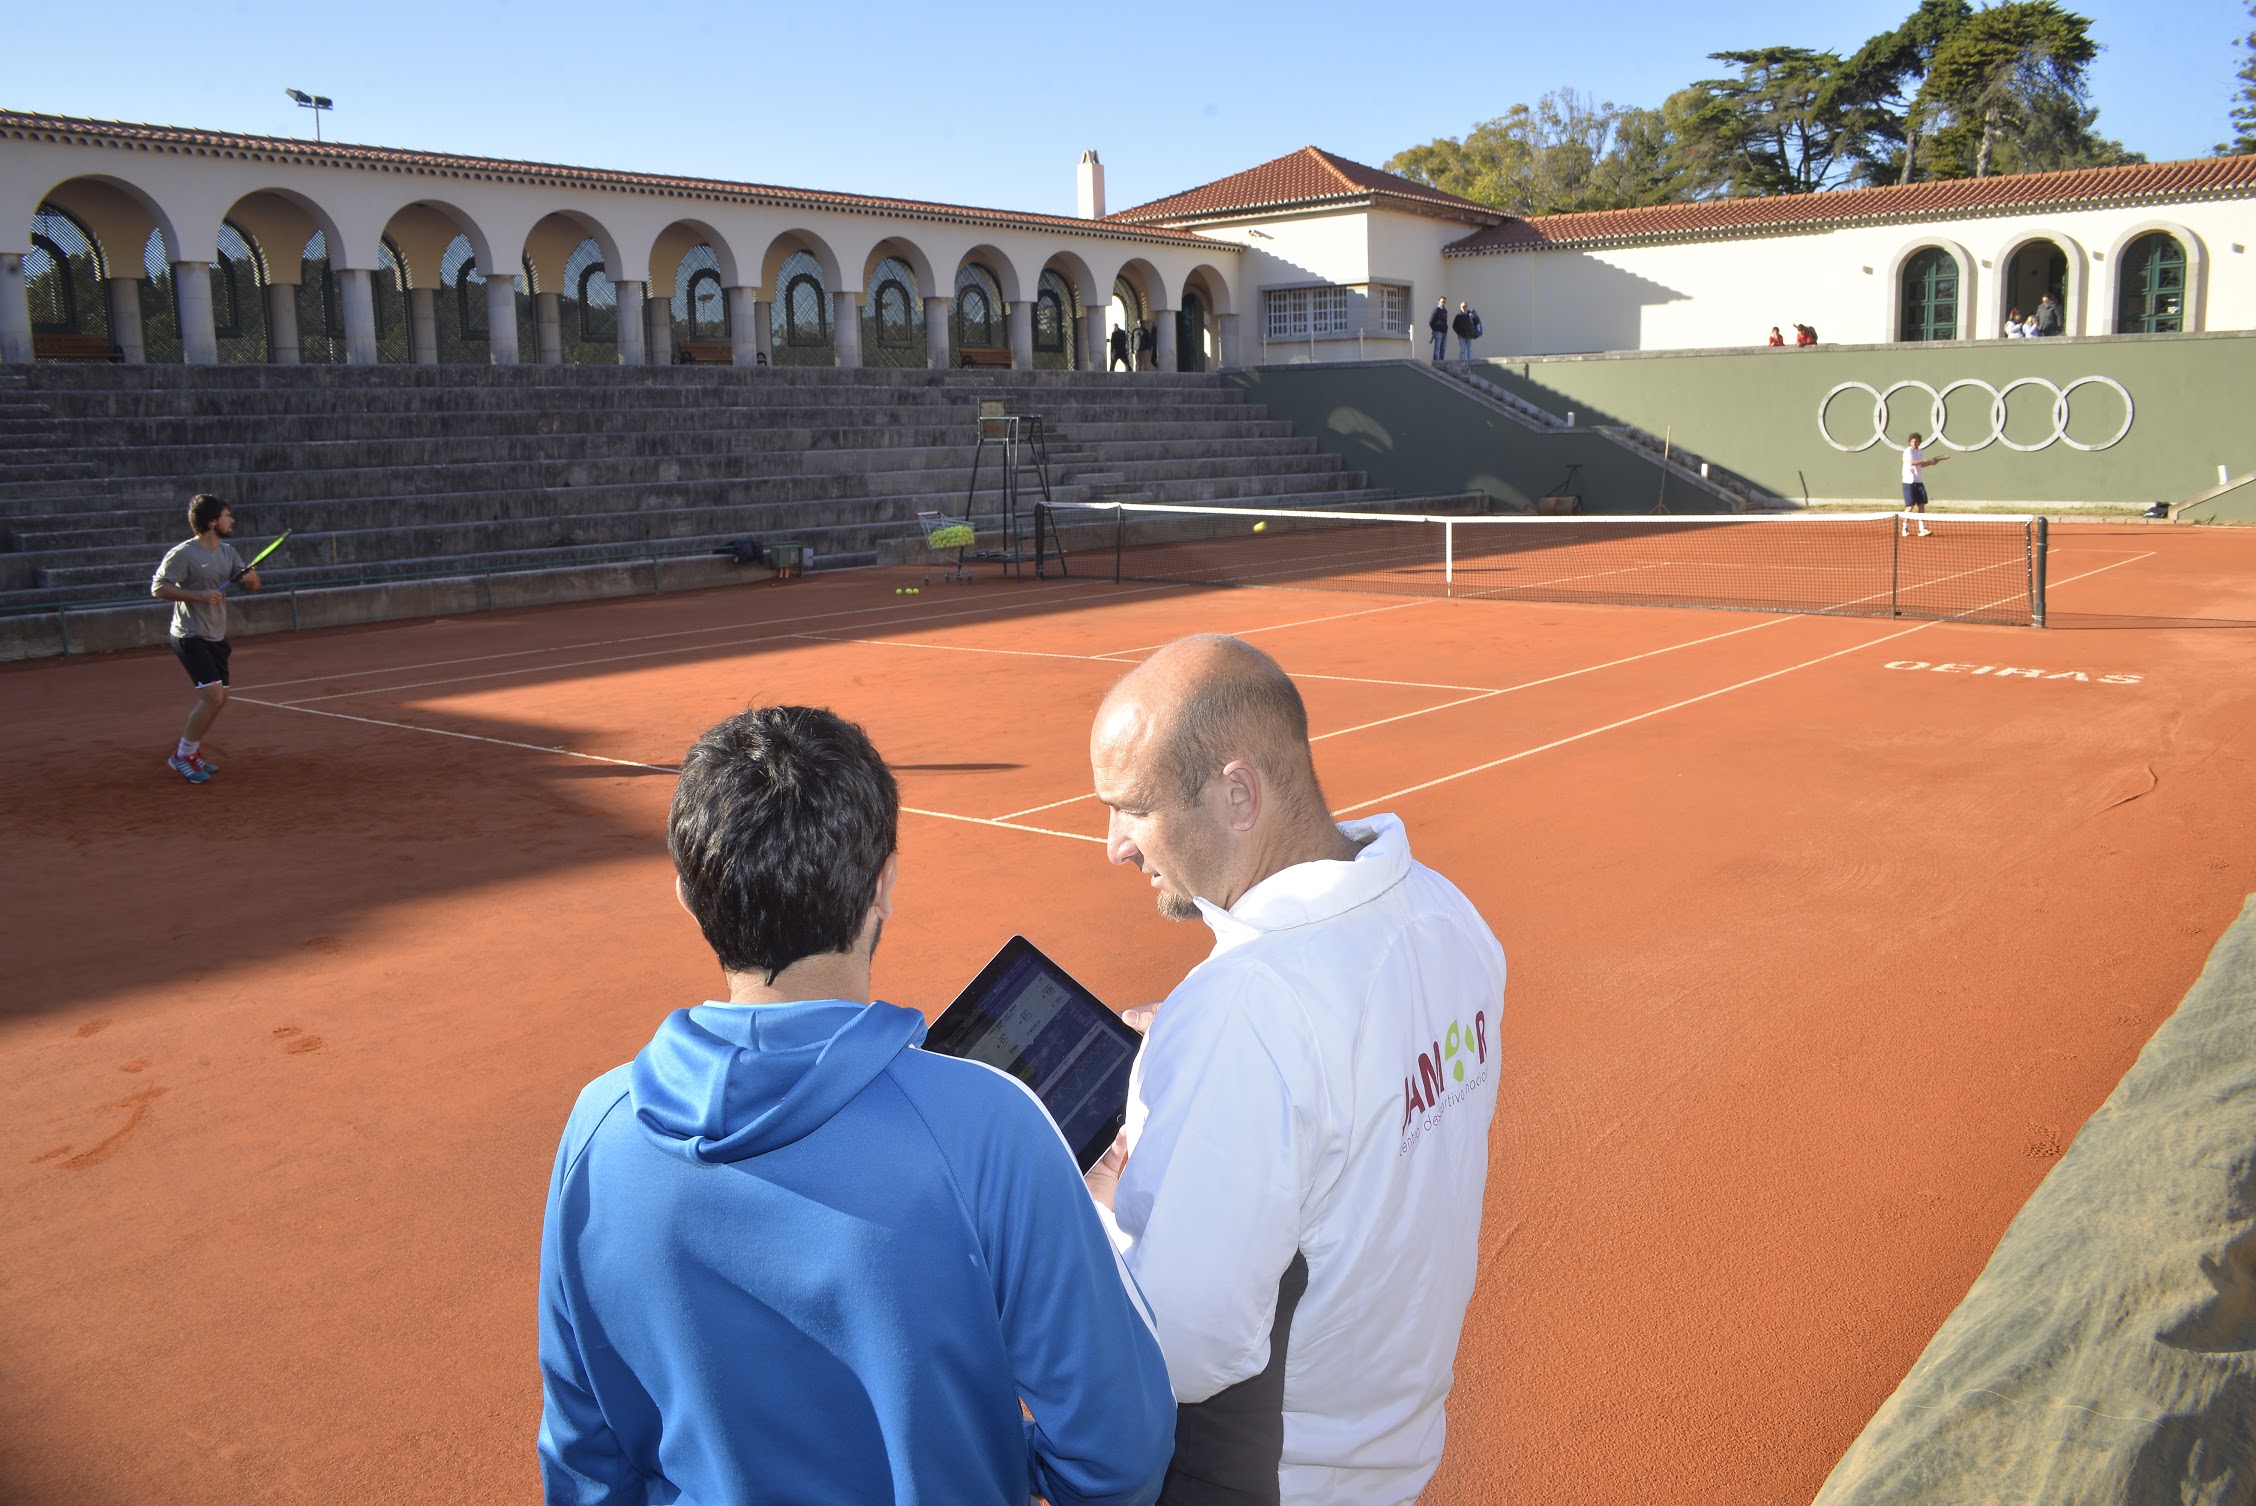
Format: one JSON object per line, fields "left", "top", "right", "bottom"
{"left": 1400, "top": 1011, "right": 1490, "bottom": 1151}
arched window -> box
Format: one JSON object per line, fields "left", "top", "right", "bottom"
{"left": 577, "top": 263, "right": 617, "bottom": 342}
{"left": 299, "top": 230, "right": 344, "bottom": 364}
{"left": 670, "top": 244, "right": 727, "bottom": 340}
{"left": 953, "top": 264, "right": 1003, "bottom": 351}
{"left": 374, "top": 238, "right": 409, "bottom": 361}
{"left": 434, "top": 235, "right": 483, "bottom": 342}
{"left": 1034, "top": 269, "right": 1077, "bottom": 370}
{"left": 777, "top": 252, "right": 830, "bottom": 354}
{"left": 866, "top": 256, "right": 921, "bottom": 367}
{"left": 557, "top": 238, "right": 616, "bottom": 359}
{"left": 212, "top": 221, "right": 263, "bottom": 342}
{"left": 27, "top": 234, "right": 75, "bottom": 331}
{"left": 28, "top": 203, "right": 104, "bottom": 335}
{"left": 140, "top": 227, "right": 182, "bottom": 364}
{"left": 2116, "top": 232, "right": 2186, "bottom": 334}
{"left": 1898, "top": 247, "right": 1959, "bottom": 342}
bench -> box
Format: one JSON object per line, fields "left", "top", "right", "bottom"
{"left": 34, "top": 332, "right": 124, "bottom": 362}
{"left": 957, "top": 347, "right": 1014, "bottom": 369}
{"left": 674, "top": 338, "right": 735, "bottom": 365}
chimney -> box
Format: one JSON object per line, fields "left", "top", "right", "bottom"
{"left": 1078, "top": 150, "right": 1106, "bottom": 220}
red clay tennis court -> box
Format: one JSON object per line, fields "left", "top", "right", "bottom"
{"left": 5, "top": 520, "right": 2252, "bottom": 1504}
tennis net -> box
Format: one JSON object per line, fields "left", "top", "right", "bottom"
{"left": 1032, "top": 502, "right": 2048, "bottom": 627}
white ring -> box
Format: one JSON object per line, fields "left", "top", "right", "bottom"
{"left": 1932, "top": 379, "right": 2000, "bottom": 452}
{"left": 1815, "top": 375, "right": 2133, "bottom": 453}
{"left": 2056, "top": 375, "right": 2135, "bottom": 452}
{"left": 1993, "top": 376, "right": 2062, "bottom": 453}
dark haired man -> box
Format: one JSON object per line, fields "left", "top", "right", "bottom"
{"left": 1428, "top": 297, "right": 1449, "bottom": 363}
{"left": 150, "top": 493, "right": 258, "bottom": 783}
{"left": 538, "top": 705, "right": 1174, "bottom": 1506}
{"left": 1086, "top": 636, "right": 1506, "bottom": 1506}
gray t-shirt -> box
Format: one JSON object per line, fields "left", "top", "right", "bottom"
{"left": 152, "top": 537, "right": 244, "bottom": 642}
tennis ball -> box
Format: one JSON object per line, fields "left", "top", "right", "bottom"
{"left": 1253, "top": 520, "right": 1268, "bottom": 533}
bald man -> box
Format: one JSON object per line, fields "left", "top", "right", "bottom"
{"left": 1086, "top": 634, "right": 1506, "bottom": 1506}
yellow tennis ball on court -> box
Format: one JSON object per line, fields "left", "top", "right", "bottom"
{"left": 1253, "top": 520, "right": 1267, "bottom": 533}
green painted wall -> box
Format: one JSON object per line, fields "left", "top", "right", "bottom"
{"left": 1222, "top": 363, "right": 1727, "bottom": 515}
{"left": 1472, "top": 331, "right": 2256, "bottom": 507}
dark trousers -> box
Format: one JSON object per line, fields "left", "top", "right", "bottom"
{"left": 1159, "top": 1253, "right": 1309, "bottom": 1506}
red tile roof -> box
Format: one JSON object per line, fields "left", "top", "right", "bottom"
{"left": 0, "top": 111, "right": 1224, "bottom": 249}
{"left": 1446, "top": 155, "right": 2256, "bottom": 254}
{"left": 1109, "top": 147, "right": 1498, "bottom": 225}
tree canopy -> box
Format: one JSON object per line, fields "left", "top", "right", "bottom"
{"left": 1386, "top": 0, "right": 2153, "bottom": 216}
{"left": 2226, "top": 0, "right": 2256, "bottom": 156}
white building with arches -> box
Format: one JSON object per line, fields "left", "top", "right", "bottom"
{"left": 0, "top": 111, "right": 1242, "bottom": 374}
{"left": 4, "top": 110, "right": 2252, "bottom": 370}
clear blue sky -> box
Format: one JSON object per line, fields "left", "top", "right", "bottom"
{"left": 4, "top": 0, "right": 2245, "bottom": 216}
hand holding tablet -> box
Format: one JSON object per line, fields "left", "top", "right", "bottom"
{"left": 924, "top": 937, "right": 1143, "bottom": 1172}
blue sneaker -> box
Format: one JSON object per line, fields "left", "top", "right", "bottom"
{"left": 167, "top": 753, "right": 211, "bottom": 784}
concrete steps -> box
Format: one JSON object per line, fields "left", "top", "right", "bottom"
{"left": 0, "top": 365, "right": 1427, "bottom": 644}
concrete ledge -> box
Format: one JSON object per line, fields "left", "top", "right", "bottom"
{"left": 1814, "top": 893, "right": 2256, "bottom": 1506}
{"left": 0, "top": 553, "right": 779, "bottom": 662}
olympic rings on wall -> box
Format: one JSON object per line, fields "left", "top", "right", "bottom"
{"left": 1817, "top": 377, "right": 2134, "bottom": 454}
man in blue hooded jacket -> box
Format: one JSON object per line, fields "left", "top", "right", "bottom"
{"left": 538, "top": 705, "right": 1175, "bottom": 1505}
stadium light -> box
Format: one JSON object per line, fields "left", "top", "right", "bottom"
{"left": 284, "top": 88, "right": 334, "bottom": 142}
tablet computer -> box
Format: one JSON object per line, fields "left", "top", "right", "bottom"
{"left": 925, "top": 936, "right": 1142, "bottom": 1173}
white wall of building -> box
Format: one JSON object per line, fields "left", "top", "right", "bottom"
{"left": 1443, "top": 196, "right": 2256, "bottom": 355}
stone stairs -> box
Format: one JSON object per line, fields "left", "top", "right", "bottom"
{"left": 0, "top": 364, "right": 1405, "bottom": 617}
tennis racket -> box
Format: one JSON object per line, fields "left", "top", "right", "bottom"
{"left": 227, "top": 531, "right": 290, "bottom": 586}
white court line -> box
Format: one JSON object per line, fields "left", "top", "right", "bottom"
{"left": 1332, "top": 551, "right": 2156, "bottom": 815}
{"left": 233, "top": 694, "right": 1105, "bottom": 843}
{"left": 244, "top": 581, "right": 1116, "bottom": 692}
{"left": 233, "top": 696, "right": 683, "bottom": 772}
{"left": 1096, "top": 597, "right": 1434, "bottom": 659}
{"left": 232, "top": 552, "right": 2155, "bottom": 850}
{"left": 1312, "top": 611, "right": 1800, "bottom": 743}
{"left": 795, "top": 627, "right": 1505, "bottom": 696}
{"left": 991, "top": 610, "right": 1806, "bottom": 819}
{"left": 271, "top": 583, "right": 1176, "bottom": 705}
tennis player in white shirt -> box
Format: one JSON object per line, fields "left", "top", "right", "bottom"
{"left": 1085, "top": 634, "right": 1507, "bottom": 1506}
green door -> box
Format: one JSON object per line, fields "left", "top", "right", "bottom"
{"left": 2116, "top": 233, "right": 2186, "bottom": 333}
{"left": 1899, "top": 247, "right": 1958, "bottom": 342}
{"left": 1177, "top": 293, "right": 1206, "bottom": 372}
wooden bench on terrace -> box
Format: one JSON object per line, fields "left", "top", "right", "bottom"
{"left": 34, "top": 332, "right": 124, "bottom": 362}
{"left": 674, "top": 339, "right": 735, "bottom": 365}
{"left": 956, "top": 347, "right": 1014, "bottom": 369}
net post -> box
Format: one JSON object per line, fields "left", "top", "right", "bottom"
{"left": 1444, "top": 520, "right": 1454, "bottom": 596}
{"left": 1890, "top": 518, "right": 1901, "bottom": 618}
{"left": 1113, "top": 505, "right": 1125, "bottom": 586}
{"left": 2031, "top": 516, "right": 2048, "bottom": 628}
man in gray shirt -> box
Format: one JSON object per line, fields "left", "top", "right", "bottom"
{"left": 150, "top": 494, "right": 260, "bottom": 783}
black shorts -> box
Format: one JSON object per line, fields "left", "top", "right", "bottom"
{"left": 173, "top": 635, "right": 232, "bottom": 687}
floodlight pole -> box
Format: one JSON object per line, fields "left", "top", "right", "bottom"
{"left": 286, "top": 89, "right": 334, "bottom": 142}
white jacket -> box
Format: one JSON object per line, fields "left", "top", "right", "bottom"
{"left": 1105, "top": 813, "right": 1506, "bottom": 1506}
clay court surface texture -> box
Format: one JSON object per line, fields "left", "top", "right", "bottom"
{"left": 5, "top": 520, "right": 2253, "bottom": 1506}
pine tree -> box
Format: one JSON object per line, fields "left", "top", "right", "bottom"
{"left": 2224, "top": 0, "right": 2256, "bottom": 155}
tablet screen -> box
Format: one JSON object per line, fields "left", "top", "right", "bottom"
{"left": 925, "top": 937, "right": 1140, "bottom": 1171}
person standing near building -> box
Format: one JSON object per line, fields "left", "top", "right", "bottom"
{"left": 1451, "top": 302, "right": 1481, "bottom": 360}
{"left": 2036, "top": 293, "right": 2062, "bottom": 336}
{"left": 150, "top": 493, "right": 258, "bottom": 784}
{"left": 1084, "top": 634, "right": 1507, "bottom": 1506}
{"left": 1901, "top": 431, "right": 1947, "bottom": 537}
{"left": 1767, "top": 326, "right": 1785, "bottom": 346}
{"left": 1135, "top": 320, "right": 1159, "bottom": 371}
{"left": 539, "top": 705, "right": 1175, "bottom": 1506}
{"left": 1428, "top": 297, "right": 1450, "bottom": 363}
{"left": 1110, "top": 323, "right": 1132, "bottom": 371}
